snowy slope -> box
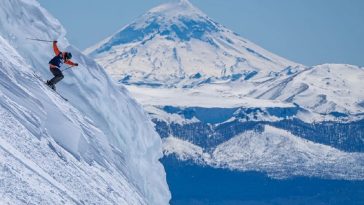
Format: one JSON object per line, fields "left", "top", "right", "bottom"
{"left": 0, "top": 0, "right": 170, "bottom": 204}
{"left": 0, "top": 34, "right": 146, "bottom": 204}
{"left": 86, "top": 0, "right": 299, "bottom": 86}
{"left": 163, "top": 126, "right": 364, "bottom": 180}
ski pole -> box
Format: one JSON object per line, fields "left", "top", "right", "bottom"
{"left": 61, "top": 66, "right": 74, "bottom": 72}
{"left": 26, "top": 38, "right": 53, "bottom": 43}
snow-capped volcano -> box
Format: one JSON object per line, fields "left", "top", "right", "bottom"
{"left": 86, "top": 0, "right": 364, "bottom": 115}
{"left": 86, "top": 0, "right": 299, "bottom": 86}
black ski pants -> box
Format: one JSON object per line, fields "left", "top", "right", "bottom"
{"left": 49, "top": 66, "right": 64, "bottom": 86}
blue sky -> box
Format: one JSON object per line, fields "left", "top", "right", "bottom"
{"left": 37, "top": 0, "right": 364, "bottom": 66}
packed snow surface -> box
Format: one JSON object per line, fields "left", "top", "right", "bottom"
{"left": 0, "top": 0, "right": 170, "bottom": 204}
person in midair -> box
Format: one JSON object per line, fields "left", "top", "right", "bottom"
{"left": 47, "top": 41, "right": 78, "bottom": 90}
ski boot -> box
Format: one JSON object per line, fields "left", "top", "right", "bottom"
{"left": 46, "top": 80, "right": 56, "bottom": 91}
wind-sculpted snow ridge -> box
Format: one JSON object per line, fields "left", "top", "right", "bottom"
{"left": 0, "top": 0, "right": 170, "bottom": 204}
{"left": 0, "top": 35, "right": 144, "bottom": 205}
{"left": 163, "top": 125, "right": 364, "bottom": 180}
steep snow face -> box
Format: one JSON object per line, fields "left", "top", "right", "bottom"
{"left": 163, "top": 126, "right": 364, "bottom": 180}
{"left": 0, "top": 36, "right": 146, "bottom": 204}
{"left": 0, "top": 0, "right": 170, "bottom": 204}
{"left": 86, "top": 0, "right": 299, "bottom": 86}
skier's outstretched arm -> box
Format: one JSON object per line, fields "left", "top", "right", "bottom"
{"left": 53, "top": 41, "right": 61, "bottom": 55}
{"left": 65, "top": 60, "right": 78, "bottom": 67}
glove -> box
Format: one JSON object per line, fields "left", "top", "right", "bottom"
{"left": 74, "top": 63, "right": 79, "bottom": 66}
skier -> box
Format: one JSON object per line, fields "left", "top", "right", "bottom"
{"left": 46, "top": 41, "right": 78, "bottom": 90}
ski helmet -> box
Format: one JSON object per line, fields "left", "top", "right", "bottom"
{"left": 65, "top": 52, "right": 72, "bottom": 60}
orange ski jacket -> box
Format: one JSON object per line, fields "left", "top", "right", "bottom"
{"left": 49, "top": 41, "right": 77, "bottom": 67}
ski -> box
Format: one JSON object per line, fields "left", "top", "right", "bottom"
{"left": 33, "top": 74, "right": 68, "bottom": 101}
{"left": 44, "top": 82, "right": 68, "bottom": 101}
